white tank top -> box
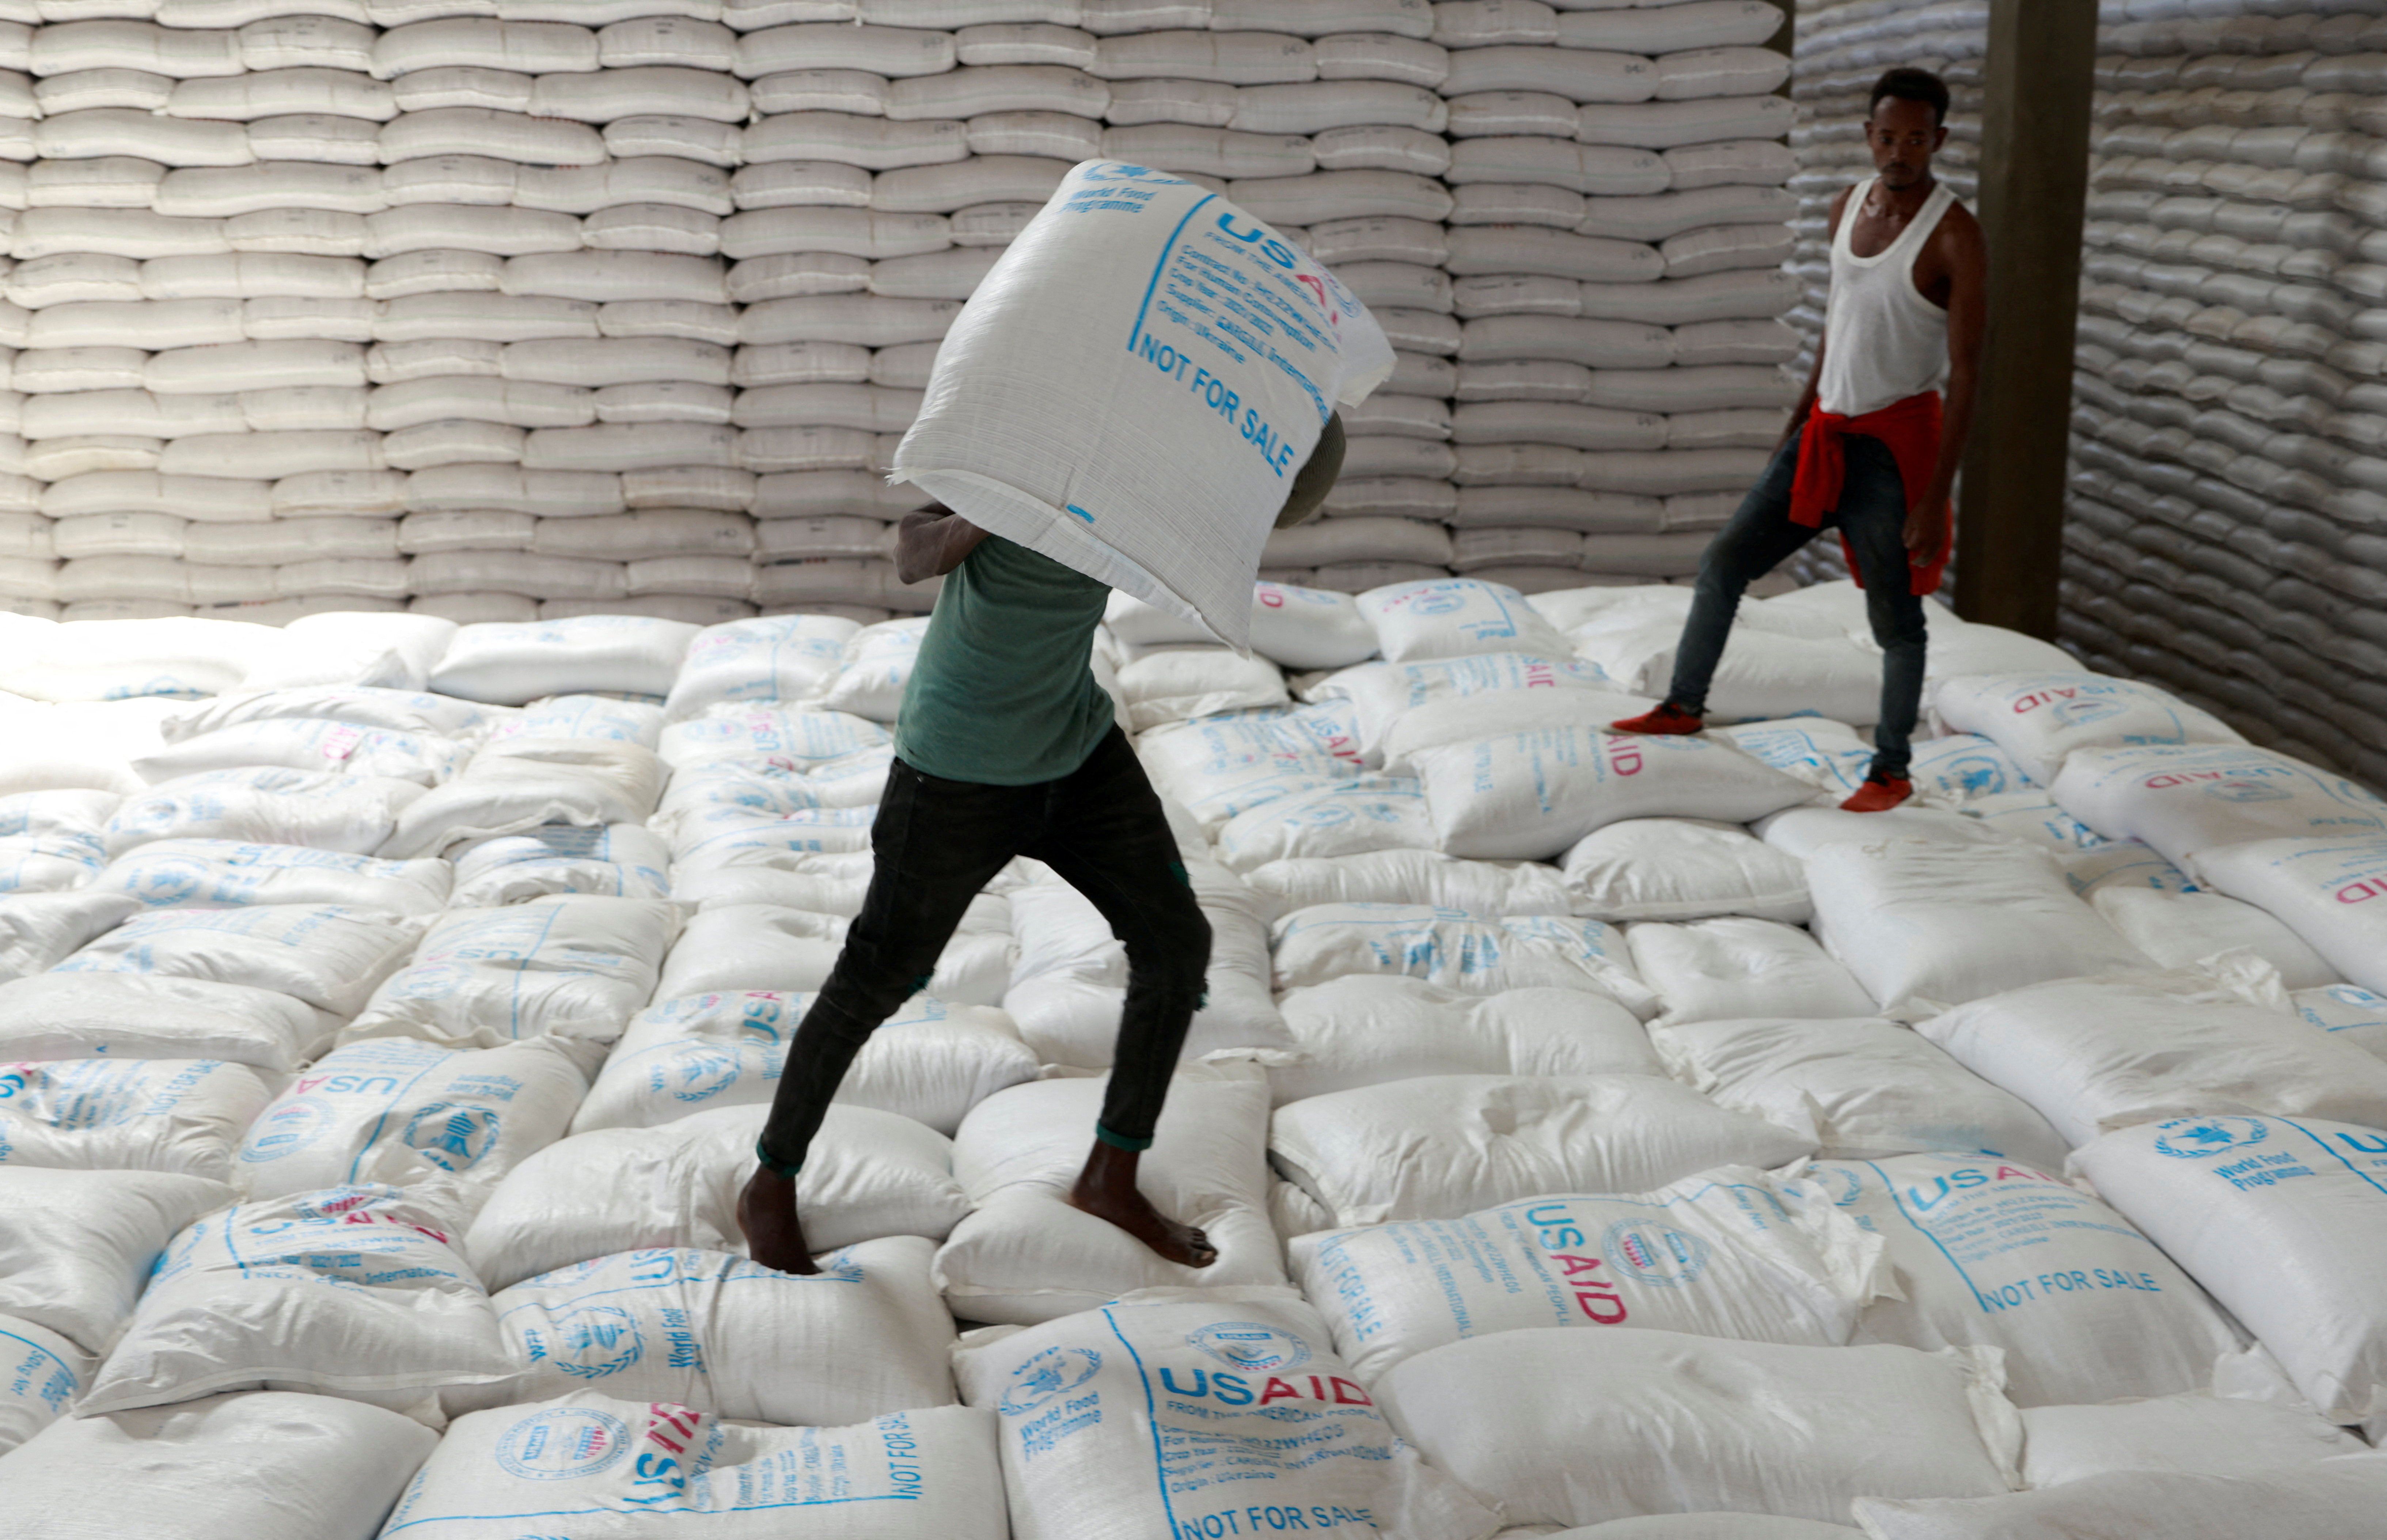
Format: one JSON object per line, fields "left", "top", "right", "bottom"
{"left": 1815, "top": 175, "right": 1957, "bottom": 418}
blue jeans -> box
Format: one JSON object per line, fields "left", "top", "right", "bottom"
{"left": 1667, "top": 426, "right": 1928, "bottom": 780}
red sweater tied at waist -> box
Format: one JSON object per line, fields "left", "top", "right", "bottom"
{"left": 1787, "top": 389, "right": 1951, "bottom": 597}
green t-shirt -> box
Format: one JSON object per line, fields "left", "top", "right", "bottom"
{"left": 893, "top": 535, "right": 1116, "bottom": 786}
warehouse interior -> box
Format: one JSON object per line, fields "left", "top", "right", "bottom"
{"left": 4, "top": 0, "right": 2387, "bottom": 1535}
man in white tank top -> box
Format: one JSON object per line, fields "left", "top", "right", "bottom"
{"left": 1613, "top": 68, "right": 1988, "bottom": 813}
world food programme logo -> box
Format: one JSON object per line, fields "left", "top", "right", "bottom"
{"left": 2154, "top": 1117, "right": 2270, "bottom": 1158}
{"left": 536, "top": 1305, "right": 644, "bottom": 1380}
{"left": 403, "top": 1103, "right": 501, "bottom": 1171}
{"left": 1602, "top": 1221, "right": 1711, "bottom": 1287}
{"left": 999, "top": 1346, "right": 1101, "bottom": 1416}
{"left": 1187, "top": 1322, "right": 1311, "bottom": 1373}
{"left": 496, "top": 1407, "right": 632, "bottom": 1480}
{"left": 664, "top": 1045, "right": 742, "bottom": 1103}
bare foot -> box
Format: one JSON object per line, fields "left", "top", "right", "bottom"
{"left": 1065, "top": 1140, "right": 1217, "bottom": 1268}
{"left": 735, "top": 1166, "right": 820, "bottom": 1275}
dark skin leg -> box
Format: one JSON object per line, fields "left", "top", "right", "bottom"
{"left": 736, "top": 1140, "right": 1217, "bottom": 1273}
{"left": 1066, "top": 1139, "right": 1217, "bottom": 1268}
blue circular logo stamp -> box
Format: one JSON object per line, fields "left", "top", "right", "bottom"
{"left": 1602, "top": 1222, "right": 1711, "bottom": 1287}
{"left": 664, "top": 1045, "right": 741, "bottom": 1104}
{"left": 2154, "top": 1117, "right": 2270, "bottom": 1158}
{"left": 1000, "top": 1346, "right": 1102, "bottom": 1416}
{"left": 1187, "top": 1322, "right": 1311, "bottom": 1373}
{"left": 495, "top": 1407, "right": 631, "bottom": 1480}
{"left": 536, "top": 1305, "right": 644, "bottom": 1380}
{"left": 2202, "top": 779, "right": 2290, "bottom": 803}
{"left": 404, "top": 1103, "right": 501, "bottom": 1171}
{"left": 238, "top": 1100, "right": 326, "bottom": 1163}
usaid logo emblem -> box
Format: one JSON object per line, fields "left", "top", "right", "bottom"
{"left": 238, "top": 1100, "right": 327, "bottom": 1162}
{"left": 2202, "top": 779, "right": 2291, "bottom": 803}
{"left": 535, "top": 1305, "right": 643, "bottom": 1380}
{"left": 2154, "top": 1117, "right": 2270, "bottom": 1158}
{"left": 1001, "top": 1346, "right": 1101, "bottom": 1416}
{"left": 404, "top": 1103, "right": 501, "bottom": 1171}
{"left": 1602, "top": 1221, "right": 1711, "bottom": 1287}
{"left": 496, "top": 1407, "right": 631, "bottom": 1481}
{"left": 1187, "top": 1322, "right": 1311, "bottom": 1373}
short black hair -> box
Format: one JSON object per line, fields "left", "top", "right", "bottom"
{"left": 1870, "top": 67, "right": 1950, "bottom": 127}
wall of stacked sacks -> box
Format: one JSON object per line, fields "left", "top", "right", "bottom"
{"left": 0, "top": 0, "right": 1807, "bottom": 625}
{"left": 2069, "top": 0, "right": 2387, "bottom": 791}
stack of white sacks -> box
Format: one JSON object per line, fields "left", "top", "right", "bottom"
{"left": 0, "top": 1, "right": 1803, "bottom": 626}
{"left": 5, "top": 577, "right": 2387, "bottom": 1536}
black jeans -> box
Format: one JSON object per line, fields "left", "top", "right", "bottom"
{"left": 756, "top": 725, "right": 1210, "bottom": 1170}
{"left": 1668, "top": 425, "right": 1929, "bottom": 780}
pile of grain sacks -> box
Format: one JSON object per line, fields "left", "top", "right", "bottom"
{"left": 0, "top": 0, "right": 1802, "bottom": 626}
{"left": 2, "top": 578, "right": 2387, "bottom": 1536}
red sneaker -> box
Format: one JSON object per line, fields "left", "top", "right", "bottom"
{"left": 1611, "top": 702, "right": 1704, "bottom": 735}
{"left": 1840, "top": 776, "right": 1914, "bottom": 813}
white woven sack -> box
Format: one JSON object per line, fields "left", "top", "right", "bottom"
{"left": 133, "top": 718, "right": 469, "bottom": 788}
{"left": 161, "top": 685, "right": 490, "bottom": 744}
{"left": 1293, "top": 1169, "right": 1875, "bottom": 1382}
{"left": 1116, "top": 646, "right": 1288, "bottom": 730}
{"left": 342, "top": 897, "right": 681, "bottom": 1052}
{"left": 2296, "top": 981, "right": 2387, "bottom": 1060}
{"left": 1240, "top": 848, "right": 1575, "bottom": 916}
{"left": 1211, "top": 775, "right": 1434, "bottom": 870}
{"left": 953, "top": 1286, "right": 1501, "bottom": 1540}
{"left": 240, "top": 610, "right": 457, "bottom": 691}
{"left": 2075, "top": 1115, "right": 2387, "bottom": 1430}
{"left": 234, "top": 1035, "right": 587, "bottom": 1205}
{"left": 0, "top": 973, "right": 332, "bottom": 1072}
{"left": 892, "top": 160, "right": 1393, "bottom": 652}
{"left": 387, "top": 1395, "right": 1004, "bottom": 1539}
{"left": 1249, "top": 579, "right": 1378, "bottom": 668}
{"left": 100, "top": 840, "right": 452, "bottom": 916}
{"left": 448, "top": 823, "right": 672, "bottom": 906}
{"left": 1271, "top": 903, "right": 1659, "bottom": 1015}
{"left": 1562, "top": 817, "right": 1810, "bottom": 922}
{"left": 657, "top": 706, "right": 891, "bottom": 770}
{"left": 1261, "top": 974, "right": 1659, "bottom": 1105}
{"left": 1852, "top": 1456, "right": 2387, "bottom": 1540}
{"left": 53, "top": 902, "right": 425, "bottom": 1017}
{"left": 0, "top": 1167, "right": 234, "bottom": 1357}
{"left": 1915, "top": 970, "right": 2387, "bottom": 1150}
{"left": 2090, "top": 883, "right": 2341, "bottom": 990}
{"left": 933, "top": 1068, "right": 1284, "bottom": 1325}
{"left": 574, "top": 989, "right": 1037, "bottom": 1137}
{"left": 80, "top": 1180, "right": 512, "bottom": 1417}
{"left": 650, "top": 903, "right": 1013, "bottom": 1010}
{"left": 2017, "top": 1392, "right": 2363, "bottom": 1488}
{"left": 0, "top": 1314, "right": 91, "bottom": 1456}
{"left": 1819, "top": 1151, "right": 2244, "bottom": 1408}
{"left": 0, "top": 1391, "right": 438, "bottom": 1540}
{"left": 0, "top": 1058, "right": 274, "bottom": 1183}
{"left": 382, "top": 740, "right": 668, "bottom": 858}
{"left": 465, "top": 1101, "right": 967, "bottom": 1293}
{"left": 663, "top": 613, "right": 861, "bottom": 721}
{"left": 0, "top": 891, "right": 143, "bottom": 983}
{"left": 1271, "top": 1072, "right": 1816, "bottom": 1228}
{"left": 4, "top": 616, "right": 277, "bottom": 702}
{"left": 1625, "top": 918, "right": 1879, "bottom": 1026}
{"left": 1313, "top": 649, "right": 1616, "bottom": 758}
{"left": 1661, "top": 1016, "right": 2068, "bottom": 1171}
{"left": 2196, "top": 835, "right": 2387, "bottom": 994}
{"left": 459, "top": 1236, "right": 952, "bottom": 1426}
{"left": 1376, "top": 1330, "right": 2019, "bottom": 1529}
{"left": 1804, "top": 839, "right": 2147, "bottom": 1011}
{"left": 1357, "top": 576, "right": 1574, "bottom": 662}
{"left": 813, "top": 616, "right": 931, "bottom": 722}
{"left": 429, "top": 615, "right": 702, "bottom": 704}
{"left": 1412, "top": 725, "right": 1811, "bottom": 860}
{"left": 2050, "top": 744, "right": 2387, "bottom": 882}
{"left": 1934, "top": 672, "right": 2243, "bottom": 787}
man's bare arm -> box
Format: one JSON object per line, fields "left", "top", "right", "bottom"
{"left": 1907, "top": 204, "right": 1987, "bottom": 567}
{"left": 894, "top": 505, "right": 992, "bottom": 584}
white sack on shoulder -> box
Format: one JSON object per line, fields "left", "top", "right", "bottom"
{"left": 934, "top": 1070, "right": 1284, "bottom": 1325}
{"left": 465, "top": 1102, "right": 967, "bottom": 1293}
{"left": 458, "top": 1238, "right": 953, "bottom": 1428}
{"left": 80, "top": 1180, "right": 513, "bottom": 1418}
{"left": 1270, "top": 1073, "right": 1817, "bottom": 1228}
{"left": 1813, "top": 1153, "right": 2242, "bottom": 1407}
{"left": 1264, "top": 974, "right": 1661, "bottom": 1105}
{"left": 572, "top": 989, "right": 1038, "bottom": 1138}
{"left": 0, "top": 1058, "right": 275, "bottom": 1183}
{"left": 1271, "top": 902, "right": 1659, "bottom": 1016}
{"left": 1290, "top": 1168, "right": 1878, "bottom": 1382}
{"left": 1375, "top": 1330, "right": 2020, "bottom": 1529}
{"left": 893, "top": 161, "right": 1394, "bottom": 653}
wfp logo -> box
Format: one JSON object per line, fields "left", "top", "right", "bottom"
{"left": 2153, "top": 1117, "right": 2270, "bottom": 1158}
{"left": 1602, "top": 1222, "right": 1711, "bottom": 1287}
{"left": 238, "top": 1100, "right": 327, "bottom": 1162}
{"left": 533, "top": 1305, "right": 643, "bottom": 1380}
{"left": 404, "top": 1103, "right": 501, "bottom": 1171}
{"left": 1187, "top": 1322, "right": 1311, "bottom": 1373}
{"left": 1001, "top": 1346, "right": 1101, "bottom": 1415}
{"left": 664, "top": 1045, "right": 742, "bottom": 1103}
